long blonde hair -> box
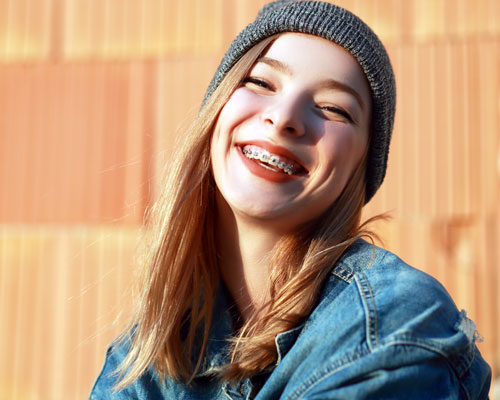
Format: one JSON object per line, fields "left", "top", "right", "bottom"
{"left": 114, "top": 34, "right": 375, "bottom": 389}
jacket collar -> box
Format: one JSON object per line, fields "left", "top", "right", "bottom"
{"left": 194, "top": 239, "right": 372, "bottom": 377}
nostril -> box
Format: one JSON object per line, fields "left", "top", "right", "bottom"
{"left": 285, "top": 124, "right": 305, "bottom": 137}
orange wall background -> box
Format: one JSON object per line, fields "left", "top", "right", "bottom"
{"left": 0, "top": 1, "right": 499, "bottom": 399}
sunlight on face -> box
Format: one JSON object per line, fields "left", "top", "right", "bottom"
{"left": 211, "top": 33, "right": 372, "bottom": 232}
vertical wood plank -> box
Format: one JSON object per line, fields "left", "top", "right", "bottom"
{"left": 0, "top": 1, "right": 499, "bottom": 398}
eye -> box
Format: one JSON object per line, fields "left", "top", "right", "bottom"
{"left": 241, "top": 77, "right": 274, "bottom": 91}
{"left": 318, "top": 105, "right": 354, "bottom": 123}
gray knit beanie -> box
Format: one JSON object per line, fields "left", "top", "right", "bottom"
{"left": 204, "top": 0, "right": 396, "bottom": 203}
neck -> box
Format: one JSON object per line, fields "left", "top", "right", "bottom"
{"left": 215, "top": 193, "right": 286, "bottom": 322}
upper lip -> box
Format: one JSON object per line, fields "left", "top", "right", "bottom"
{"left": 237, "top": 140, "right": 308, "bottom": 172}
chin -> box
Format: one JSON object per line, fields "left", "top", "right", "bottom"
{"left": 232, "top": 200, "right": 290, "bottom": 220}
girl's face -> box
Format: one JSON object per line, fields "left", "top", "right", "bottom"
{"left": 210, "top": 33, "right": 372, "bottom": 231}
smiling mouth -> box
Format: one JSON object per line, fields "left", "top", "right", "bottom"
{"left": 240, "top": 145, "right": 305, "bottom": 175}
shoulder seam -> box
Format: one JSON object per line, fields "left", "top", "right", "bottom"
{"left": 332, "top": 240, "right": 393, "bottom": 279}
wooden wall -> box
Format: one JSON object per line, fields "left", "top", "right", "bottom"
{"left": 0, "top": 1, "right": 498, "bottom": 398}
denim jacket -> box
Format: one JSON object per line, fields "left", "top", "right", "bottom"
{"left": 91, "top": 239, "right": 491, "bottom": 399}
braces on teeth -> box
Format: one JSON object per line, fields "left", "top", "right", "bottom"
{"left": 242, "top": 148, "right": 296, "bottom": 175}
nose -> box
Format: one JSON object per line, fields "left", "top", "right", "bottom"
{"left": 261, "top": 95, "right": 306, "bottom": 138}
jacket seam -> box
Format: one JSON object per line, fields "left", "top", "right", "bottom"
{"left": 334, "top": 241, "right": 390, "bottom": 281}
{"left": 284, "top": 341, "right": 463, "bottom": 399}
{"left": 284, "top": 344, "right": 372, "bottom": 399}
{"left": 331, "top": 264, "right": 354, "bottom": 283}
{"left": 355, "top": 271, "right": 379, "bottom": 350}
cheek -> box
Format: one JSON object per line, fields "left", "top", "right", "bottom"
{"left": 212, "top": 90, "right": 264, "bottom": 153}
{"left": 321, "top": 128, "right": 367, "bottom": 170}
{"left": 218, "top": 88, "right": 263, "bottom": 125}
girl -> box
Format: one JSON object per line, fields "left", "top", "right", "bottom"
{"left": 91, "top": 1, "right": 491, "bottom": 398}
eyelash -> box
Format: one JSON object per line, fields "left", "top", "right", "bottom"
{"left": 318, "top": 106, "right": 354, "bottom": 123}
{"left": 242, "top": 77, "right": 354, "bottom": 123}
{"left": 242, "top": 77, "right": 273, "bottom": 90}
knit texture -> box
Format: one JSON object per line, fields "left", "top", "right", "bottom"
{"left": 203, "top": 0, "right": 396, "bottom": 203}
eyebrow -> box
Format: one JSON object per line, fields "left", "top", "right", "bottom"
{"left": 257, "top": 56, "right": 293, "bottom": 75}
{"left": 256, "top": 56, "right": 366, "bottom": 111}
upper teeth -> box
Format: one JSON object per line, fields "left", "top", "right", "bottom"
{"left": 260, "top": 151, "right": 270, "bottom": 162}
{"left": 269, "top": 155, "right": 279, "bottom": 166}
{"left": 243, "top": 147, "right": 297, "bottom": 175}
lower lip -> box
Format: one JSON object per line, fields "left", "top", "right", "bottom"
{"left": 237, "top": 146, "right": 300, "bottom": 183}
